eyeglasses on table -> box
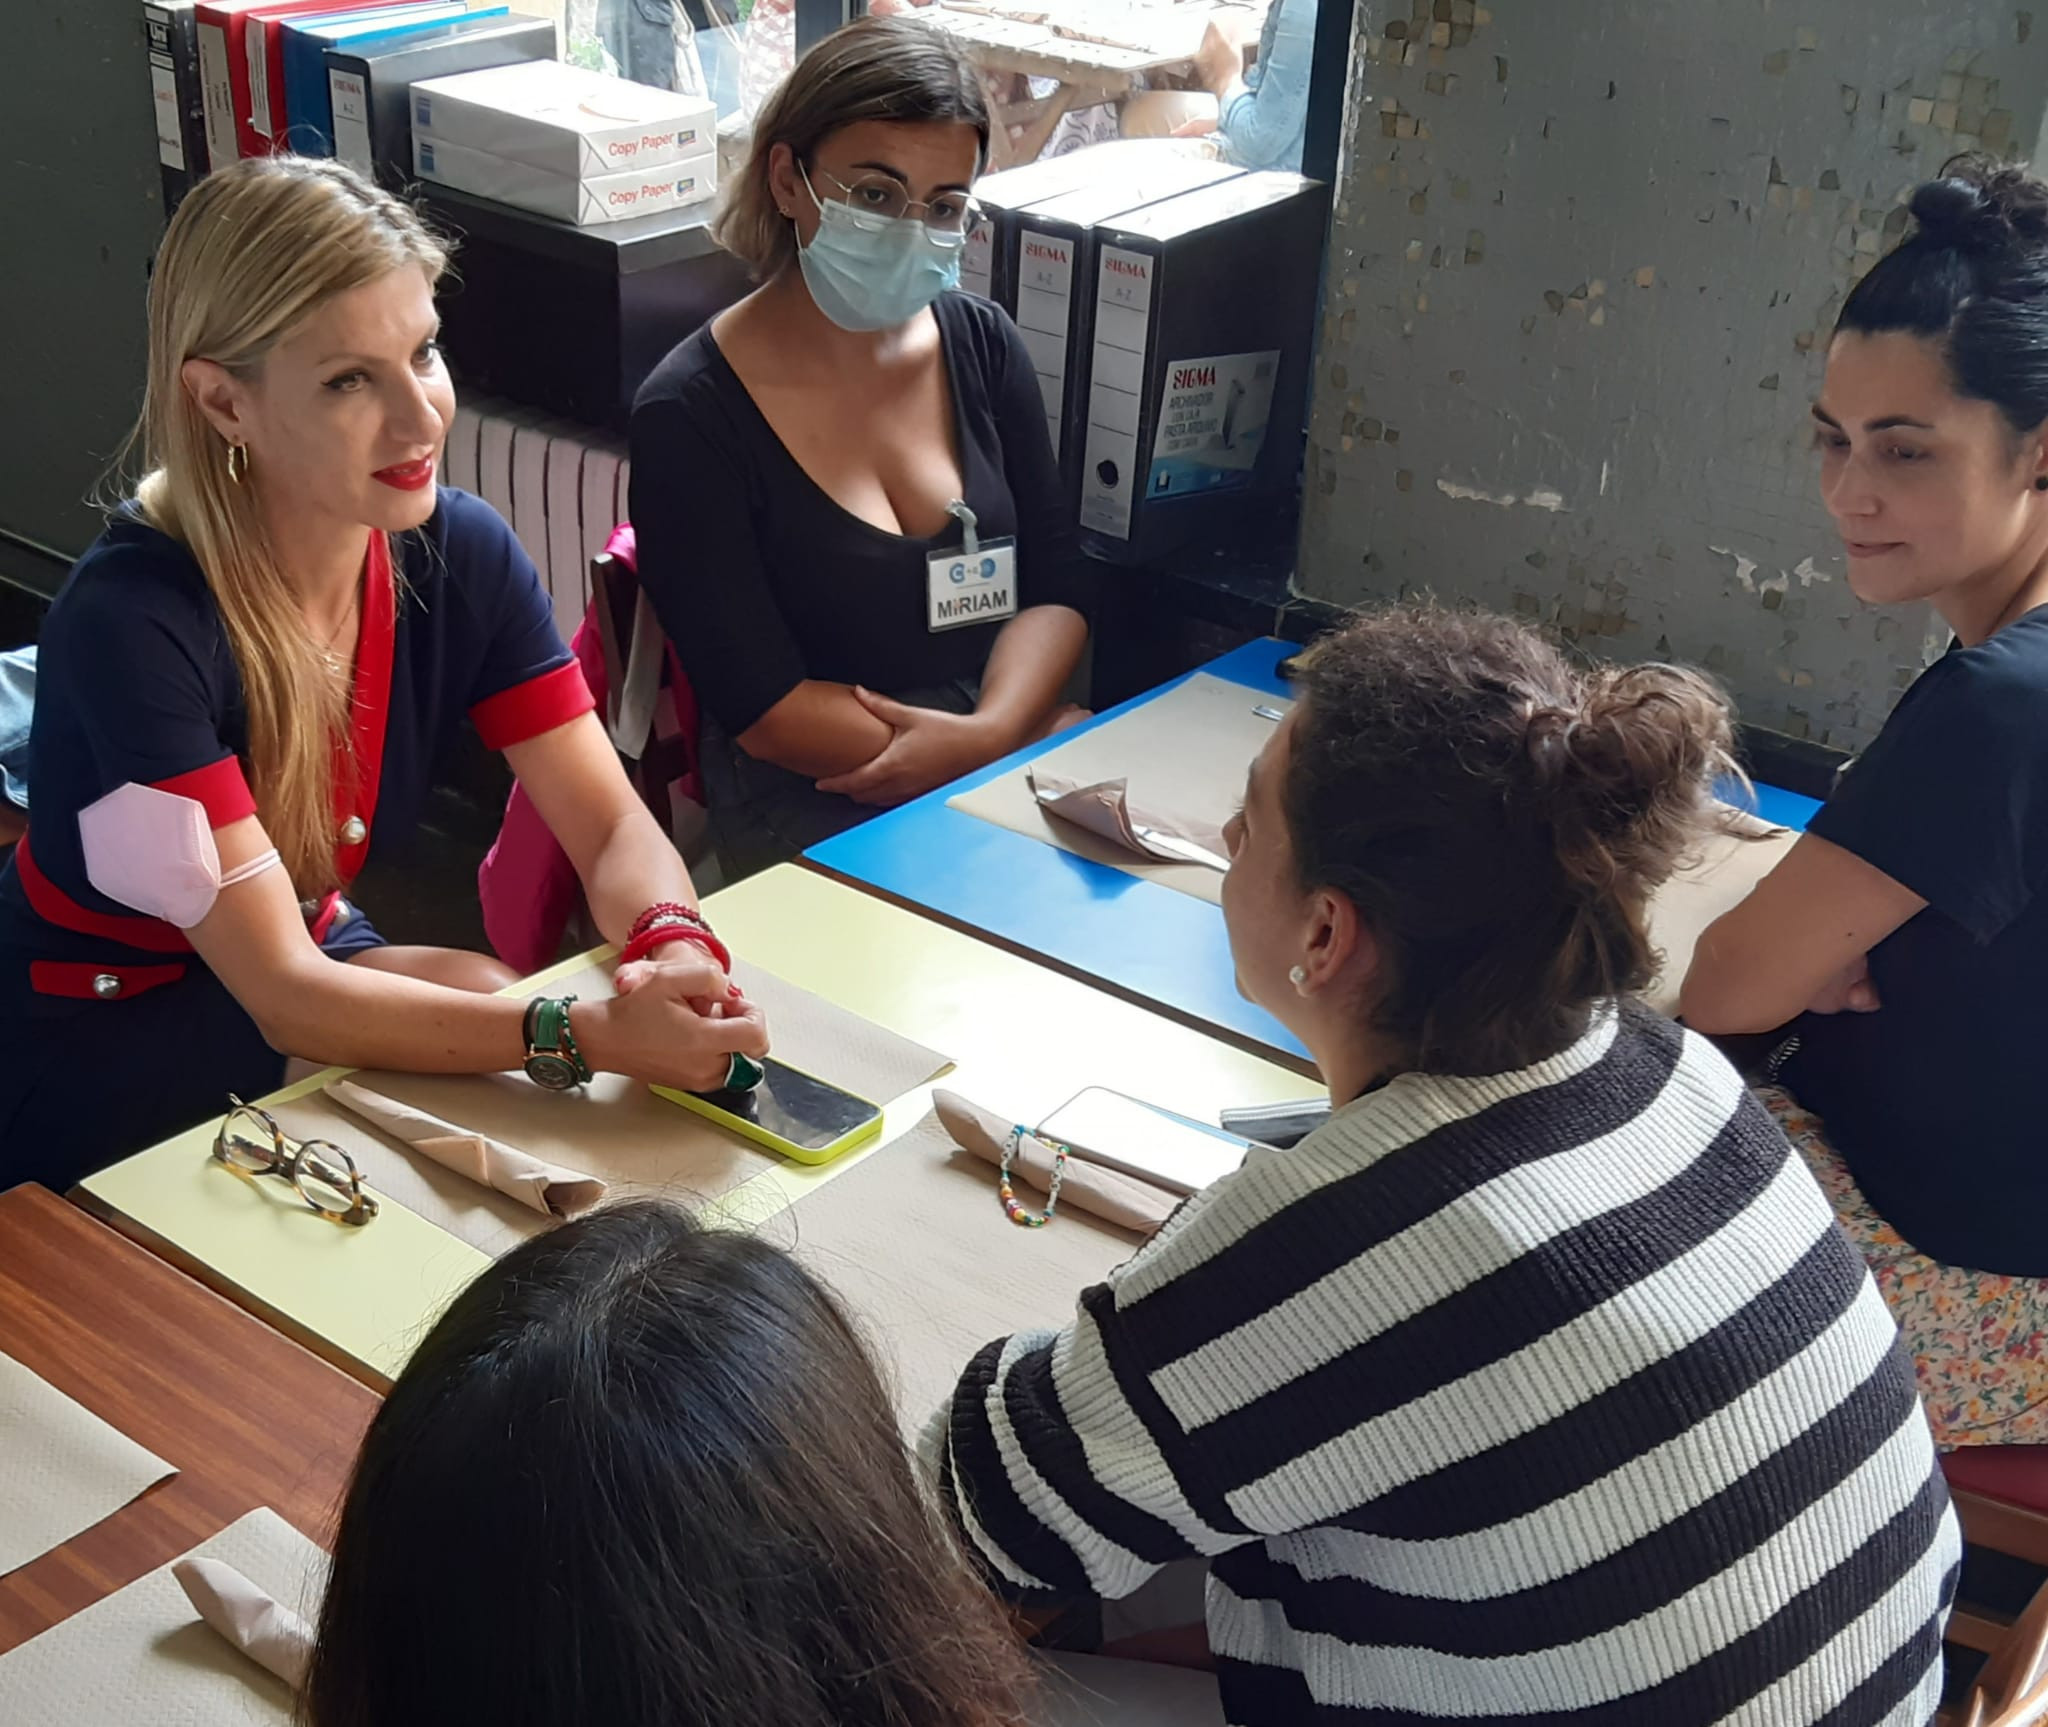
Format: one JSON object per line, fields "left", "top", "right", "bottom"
{"left": 212, "top": 1095, "right": 380, "bottom": 1226}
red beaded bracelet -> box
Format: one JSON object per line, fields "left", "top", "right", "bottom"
{"left": 628, "top": 902, "right": 707, "bottom": 943}
{"left": 619, "top": 921, "right": 732, "bottom": 972}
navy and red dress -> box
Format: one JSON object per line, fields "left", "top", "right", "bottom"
{"left": 0, "top": 488, "right": 593, "bottom": 1190}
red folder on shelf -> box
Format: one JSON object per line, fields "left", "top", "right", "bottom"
{"left": 197, "top": 0, "right": 414, "bottom": 160}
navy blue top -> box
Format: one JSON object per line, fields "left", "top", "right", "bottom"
{"left": 0, "top": 487, "right": 586, "bottom": 1022}
{"left": 1785, "top": 607, "right": 2048, "bottom": 1274}
{"left": 628, "top": 291, "right": 1095, "bottom": 738}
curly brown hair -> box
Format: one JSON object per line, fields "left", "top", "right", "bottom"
{"left": 1282, "top": 607, "right": 1739, "bottom": 1075}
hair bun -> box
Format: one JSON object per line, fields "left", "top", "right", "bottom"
{"left": 1910, "top": 156, "right": 2048, "bottom": 256}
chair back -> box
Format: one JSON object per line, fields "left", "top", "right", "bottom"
{"left": 590, "top": 545, "right": 705, "bottom": 854}
{"left": 1964, "top": 1572, "right": 2048, "bottom": 1726}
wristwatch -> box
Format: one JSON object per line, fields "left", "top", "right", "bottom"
{"left": 522, "top": 996, "right": 592, "bottom": 1092}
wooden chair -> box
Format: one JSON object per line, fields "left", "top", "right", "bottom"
{"left": 1958, "top": 1556, "right": 2048, "bottom": 1725}
{"left": 1945, "top": 1450, "right": 2048, "bottom": 1667}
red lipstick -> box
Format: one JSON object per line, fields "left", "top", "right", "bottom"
{"left": 373, "top": 458, "right": 435, "bottom": 492}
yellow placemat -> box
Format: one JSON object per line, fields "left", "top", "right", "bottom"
{"left": 269, "top": 957, "right": 952, "bottom": 1258}
{"left": 947, "top": 674, "right": 1288, "bottom": 905}
{"left": 776, "top": 1111, "right": 1140, "bottom": 1435}
{"left": 80, "top": 1070, "right": 490, "bottom": 1391}
{"left": 0, "top": 1507, "right": 321, "bottom": 1726}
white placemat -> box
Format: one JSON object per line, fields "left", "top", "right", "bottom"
{"left": 0, "top": 1508, "right": 322, "bottom": 1726}
{"left": 0, "top": 1351, "right": 176, "bottom": 1579}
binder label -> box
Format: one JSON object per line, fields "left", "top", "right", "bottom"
{"left": 331, "top": 70, "right": 373, "bottom": 174}
{"left": 961, "top": 222, "right": 994, "bottom": 301}
{"left": 247, "top": 16, "right": 272, "bottom": 142}
{"left": 1013, "top": 227, "right": 1074, "bottom": 456}
{"left": 151, "top": 58, "right": 184, "bottom": 169}
{"left": 1147, "top": 350, "right": 1280, "bottom": 501}
{"left": 197, "top": 21, "right": 236, "bottom": 171}
{"left": 1077, "top": 246, "right": 1155, "bottom": 540}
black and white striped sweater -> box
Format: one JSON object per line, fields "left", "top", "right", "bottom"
{"left": 925, "top": 1005, "right": 1958, "bottom": 1725}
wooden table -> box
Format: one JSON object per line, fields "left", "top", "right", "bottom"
{"left": 920, "top": 1, "right": 1261, "bottom": 167}
{"left": 0, "top": 1185, "right": 378, "bottom": 1655}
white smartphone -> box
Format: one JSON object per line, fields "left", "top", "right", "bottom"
{"left": 1035, "top": 1087, "right": 1254, "bottom": 1197}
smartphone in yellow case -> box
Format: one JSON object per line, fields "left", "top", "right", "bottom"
{"left": 652, "top": 1055, "right": 884, "bottom": 1166}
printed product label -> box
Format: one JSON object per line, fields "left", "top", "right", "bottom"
{"left": 1144, "top": 351, "right": 1280, "bottom": 502}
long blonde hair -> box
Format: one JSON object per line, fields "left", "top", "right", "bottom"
{"left": 130, "top": 156, "right": 448, "bottom": 893}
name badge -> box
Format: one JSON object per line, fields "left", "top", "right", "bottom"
{"left": 927, "top": 537, "right": 1018, "bottom": 633}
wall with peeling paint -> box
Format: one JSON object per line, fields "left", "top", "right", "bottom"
{"left": 1296, "top": 0, "right": 2048, "bottom": 749}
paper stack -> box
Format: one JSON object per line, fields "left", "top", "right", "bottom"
{"left": 411, "top": 59, "right": 716, "bottom": 226}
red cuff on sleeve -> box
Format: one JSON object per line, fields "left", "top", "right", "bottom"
{"left": 470, "top": 662, "right": 597, "bottom": 752}
{"left": 150, "top": 757, "right": 258, "bottom": 828}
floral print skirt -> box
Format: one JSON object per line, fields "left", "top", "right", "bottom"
{"left": 1758, "top": 1084, "right": 2048, "bottom": 1448}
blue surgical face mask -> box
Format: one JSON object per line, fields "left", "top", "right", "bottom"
{"left": 796, "top": 165, "right": 964, "bottom": 333}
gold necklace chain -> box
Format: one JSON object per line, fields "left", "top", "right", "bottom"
{"left": 312, "top": 587, "right": 362, "bottom": 674}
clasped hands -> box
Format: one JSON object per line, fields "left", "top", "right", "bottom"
{"left": 816, "top": 687, "right": 1090, "bottom": 807}
{"left": 580, "top": 949, "right": 771, "bottom": 1094}
{"left": 1806, "top": 954, "right": 1882, "bottom": 1017}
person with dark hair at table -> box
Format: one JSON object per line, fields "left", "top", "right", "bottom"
{"left": 631, "top": 17, "right": 1092, "bottom": 880}
{"left": 303, "top": 1200, "right": 1036, "bottom": 1727}
{"left": 929, "top": 607, "right": 1958, "bottom": 1725}
{"left": 1684, "top": 158, "right": 2048, "bottom": 1447}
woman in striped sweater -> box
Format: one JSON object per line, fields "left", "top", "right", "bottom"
{"left": 926, "top": 608, "right": 1959, "bottom": 1726}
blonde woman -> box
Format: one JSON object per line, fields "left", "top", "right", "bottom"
{"left": 0, "top": 157, "right": 768, "bottom": 1188}
{"left": 629, "top": 17, "right": 1092, "bottom": 877}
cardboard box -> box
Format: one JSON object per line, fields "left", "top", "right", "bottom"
{"left": 323, "top": 12, "right": 556, "bottom": 188}
{"left": 416, "top": 131, "right": 715, "bottom": 225}
{"left": 410, "top": 59, "right": 714, "bottom": 179}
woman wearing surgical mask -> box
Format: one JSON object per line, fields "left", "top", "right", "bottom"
{"left": 630, "top": 17, "right": 1093, "bottom": 878}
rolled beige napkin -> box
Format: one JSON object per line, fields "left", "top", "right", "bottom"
{"left": 1026, "top": 767, "right": 1230, "bottom": 870}
{"left": 323, "top": 1078, "right": 607, "bottom": 1220}
{"left": 932, "top": 1090, "right": 1180, "bottom": 1236}
{"left": 172, "top": 1556, "right": 315, "bottom": 1691}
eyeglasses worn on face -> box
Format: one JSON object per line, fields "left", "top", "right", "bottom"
{"left": 213, "top": 1095, "right": 379, "bottom": 1225}
{"left": 810, "top": 167, "right": 985, "bottom": 242}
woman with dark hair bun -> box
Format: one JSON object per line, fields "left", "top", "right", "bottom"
{"left": 929, "top": 608, "right": 1957, "bottom": 1726}
{"left": 1684, "top": 156, "right": 2048, "bottom": 1446}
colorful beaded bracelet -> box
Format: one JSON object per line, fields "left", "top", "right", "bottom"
{"left": 998, "top": 1125, "right": 1070, "bottom": 1228}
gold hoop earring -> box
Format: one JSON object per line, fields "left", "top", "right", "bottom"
{"left": 225, "top": 442, "right": 249, "bottom": 486}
